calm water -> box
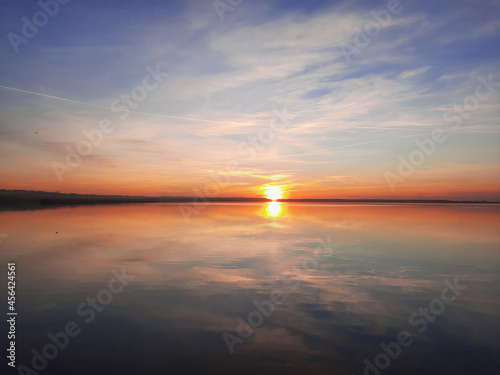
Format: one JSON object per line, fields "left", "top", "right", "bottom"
{"left": 1, "top": 203, "right": 499, "bottom": 374}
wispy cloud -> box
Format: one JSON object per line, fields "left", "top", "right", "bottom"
{"left": 0, "top": 0, "right": 499, "bottom": 198}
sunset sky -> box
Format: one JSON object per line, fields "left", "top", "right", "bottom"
{"left": 0, "top": 0, "right": 499, "bottom": 199}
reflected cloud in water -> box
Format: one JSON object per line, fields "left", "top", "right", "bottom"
{"left": 1, "top": 203, "right": 499, "bottom": 374}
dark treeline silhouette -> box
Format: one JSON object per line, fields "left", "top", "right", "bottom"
{"left": 0, "top": 189, "right": 497, "bottom": 210}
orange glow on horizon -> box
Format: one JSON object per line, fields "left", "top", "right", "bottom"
{"left": 1, "top": 170, "right": 500, "bottom": 201}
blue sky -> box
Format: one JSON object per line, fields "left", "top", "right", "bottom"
{"left": 0, "top": 0, "right": 499, "bottom": 199}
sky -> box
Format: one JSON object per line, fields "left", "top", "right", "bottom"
{"left": 0, "top": 0, "right": 499, "bottom": 200}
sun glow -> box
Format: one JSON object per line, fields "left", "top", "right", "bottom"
{"left": 264, "top": 201, "right": 283, "bottom": 218}
{"left": 261, "top": 185, "right": 285, "bottom": 201}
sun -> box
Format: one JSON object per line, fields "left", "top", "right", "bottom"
{"left": 261, "top": 185, "right": 285, "bottom": 201}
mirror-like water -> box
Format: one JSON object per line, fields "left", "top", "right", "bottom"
{"left": 1, "top": 203, "right": 499, "bottom": 374}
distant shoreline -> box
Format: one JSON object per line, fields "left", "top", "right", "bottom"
{"left": 1, "top": 189, "right": 498, "bottom": 209}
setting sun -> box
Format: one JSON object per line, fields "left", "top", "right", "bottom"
{"left": 261, "top": 185, "right": 285, "bottom": 201}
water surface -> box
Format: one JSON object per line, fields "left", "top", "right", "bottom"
{"left": 1, "top": 203, "right": 499, "bottom": 374}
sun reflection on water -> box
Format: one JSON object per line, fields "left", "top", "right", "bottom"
{"left": 264, "top": 201, "right": 284, "bottom": 218}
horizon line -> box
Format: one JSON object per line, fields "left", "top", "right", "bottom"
{"left": 1, "top": 189, "right": 499, "bottom": 205}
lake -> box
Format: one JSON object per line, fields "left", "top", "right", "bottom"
{"left": 1, "top": 203, "right": 499, "bottom": 374}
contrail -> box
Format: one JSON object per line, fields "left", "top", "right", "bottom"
{"left": 0, "top": 84, "right": 252, "bottom": 126}
{"left": 235, "top": 128, "right": 463, "bottom": 164}
{"left": 286, "top": 124, "right": 432, "bottom": 134}
{"left": 0, "top": 85, "right": 430, "bottom": 132}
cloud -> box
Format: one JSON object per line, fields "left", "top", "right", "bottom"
{"left": 0, "top": 0, "right": 499, "bottom": 198}
{"left": 399, "top": 66, "right": 430, "bottom": 79}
